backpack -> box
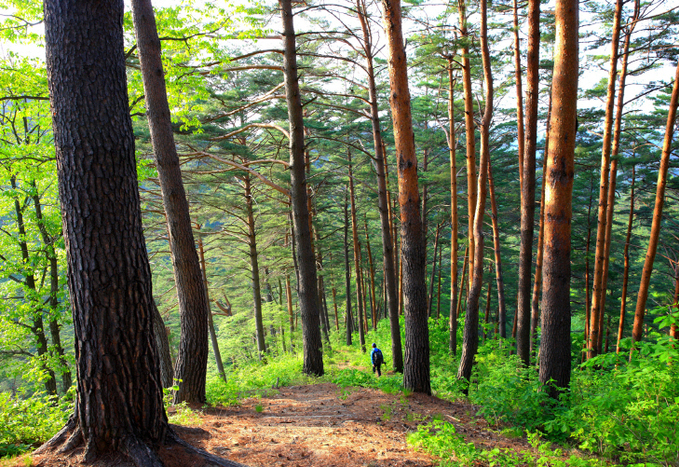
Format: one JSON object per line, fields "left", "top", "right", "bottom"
{"left": 373, "top": 348, "right": 384, "bottom": 365}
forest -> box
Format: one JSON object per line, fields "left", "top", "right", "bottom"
{"left": 0, "top": 0, "right": 678, "bottom": 465}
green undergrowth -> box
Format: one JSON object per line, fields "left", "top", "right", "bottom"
{"left": 0, "top": 389, "right": 72, "bottom": 458}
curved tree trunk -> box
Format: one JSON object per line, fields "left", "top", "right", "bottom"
{"left": 132, "top": 0, "right": 209, "bottom": 403}
{"left": 457, "top": 0, "right": 493, "bottom": 390}
{"left": 538, "top": 0, "right": 579, "bottom": 398}
{"left": 381, "top": 0, "right": 430, "bottom": 394}
{"left": 280, "top": 0, "right": 324, "bottom": 376}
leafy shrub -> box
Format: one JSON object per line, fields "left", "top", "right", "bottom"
{"left": 0, "top": 390, "right": 71, "bottom": 458}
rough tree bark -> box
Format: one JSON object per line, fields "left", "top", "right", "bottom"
{"left": 39, "top": 1, "right": 245, "bottom": 464}
{"left": 381, "top": 0, "right": 430, "bottom": 394}
{"left": 356, "top": 0, "right": 404, "bottom": 370}
{"left": 538, "top": 0, "right": 579, "bottom": 398}
{"left": 132, "top": 0, "right": 209, "bottom": 403}
{"left": 280, "top": 0, "right": 324, "bottom": 375}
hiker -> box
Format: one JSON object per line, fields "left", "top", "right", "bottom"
{"left": 371, "top": 343, "right": 384, "bottom": 377}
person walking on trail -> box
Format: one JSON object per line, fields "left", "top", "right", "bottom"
{"left": 371, "top": 343, "right": 384, "bottom": 377}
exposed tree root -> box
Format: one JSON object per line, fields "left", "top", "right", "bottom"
{"left": 32, "top": 419, "right": 248, "bottom": 467}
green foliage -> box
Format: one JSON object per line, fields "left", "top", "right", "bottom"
{"left": 0, "top": 390, "right": 71, "bottom": 458}
{"left": 408, "top": 421, "right": 611, "bottom": 467}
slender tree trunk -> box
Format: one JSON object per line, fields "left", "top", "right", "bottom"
{"left": 458, "top": 0, "right": 477, "bottom": 285}
{"left": 11, "top": 178, "right": 57, "bottom": 396}
{"left": 243, "top": 174, "right": 267, "bottom": 358}
{"left": 457, "top": 247, "right": 469, "bottom": 321}
{"left": 152, "top": 302, "right": 174, "bottom": 388}
{"left": 428, "top": 223, "right": 442, "bottom": 317}
{"left": 364, "top": 216, "right": 379, "bottom": 330}
{"left": 32, "top": 188, "right": 72, "bottom": 392}
{"left": 617, "top": 167, "right": 635, "bottom": 352}
{"left": 381, "top": 0, "right": 430, "bottom": 394}
{"left": 488, "top": 157, "right": 507, "bottom": 337}
{"left": 447, "top": 60, "right": 460, "bottom": 351}
{"left": 332, "top": 287, "right": 340, "bottom": 331}
{"left": 280, "top": 0, "right": 323, "bottom": 375}
{"left": 197, "top": 227, "right": 227, "bottom": 382}
{"left": 457, "top": 0, "right": 492, "bottom": 389}
{"left": 589, "top": 0, "right": 623, "bottom": 360}
{"left": 516, "top": 0, "right": 540, "bottom": 366}
{"left": 344, "top": 190, "right": 353, "bottom": 345}
{"left": 631, "top": 62, "right": 679, "bottom": 351}
{"left": 530, "top": 94, "right": 552, "bottom": 357}
{"left": 513, "top": 0, "right": 526, "bottom": 192}
{"left": 286, "top": 274, "right": 294, "bottom": 336}
{"left": 349, "top": 151, "right": 367, "bottom": 352}
{"left": 539, "top": 0, "right": 578, "bottom": 398}
{"left": 132, "top": 0, "right": 211, "bottom": 404}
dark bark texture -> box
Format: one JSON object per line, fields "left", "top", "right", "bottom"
{"left": 280, "top": 0, "right": 324, "bottom": 376}
{"left": 44, "top": 0, "right": 168, "bottom": 457}
{"left": 132, "top": 0, "right": 209, "bottom": 404}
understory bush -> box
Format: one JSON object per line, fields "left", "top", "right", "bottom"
{"left": 0, "top": 390, "right": 71, "bottom": 458}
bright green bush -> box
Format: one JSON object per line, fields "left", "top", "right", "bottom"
{"left": 0, "top": 390, "right": 71, "bottom": 458}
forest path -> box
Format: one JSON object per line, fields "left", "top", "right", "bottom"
{"left": 178, "top": 382, "right": 529, "bottom": 467}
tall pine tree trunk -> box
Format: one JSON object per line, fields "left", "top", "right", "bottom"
{"left": 617, "top": 167, "right": 635, "bottom": 352}
{"left": 280, "top": 0, "right": 324, "bottom": 376}
{"left": 538, "top": 0, "right": 579, "bottom": 398}
{"left": 447, "top": 60, "right": 460, "bottom": 351}
{"left": 381, "top": 0, "right": 430, "bottom": 394}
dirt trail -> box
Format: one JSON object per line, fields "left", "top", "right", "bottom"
{"left": 177, "top": 382, "right": 527, "bottom": 467}
{"left": 21, "top": 382, "right": 529, "bottom": 467}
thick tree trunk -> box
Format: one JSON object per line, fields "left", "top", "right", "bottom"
{"left": 280, "top": 0, "right": 324, "bottom": 376}
{"left": 516, "top": 0, "right": 540, "bottom": 366}
{"left": 457, "top": 0, "right": 477, "bottom": 285}
{"left": 631, "top": 62, "right": 679, "bottom": 350}
{"left": 589, "top": 0, "right": 623, "bottom": 360}
{"left": 381, "top": 0, "right": 430, "bottom": 394}
{"left": 132, "top": 0, "right": 210, "bottom": 403}
{"left": 447, "top": 61, "right": 460, "bottom": 351}
{"left": 538, "top": 0, "right": 578, "bottom": 398}
{"left": 457, "top": 0, "right": 493, "bottom": 390}
{"left": 41, "top": 2, "right": 244, "bottom": 462}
